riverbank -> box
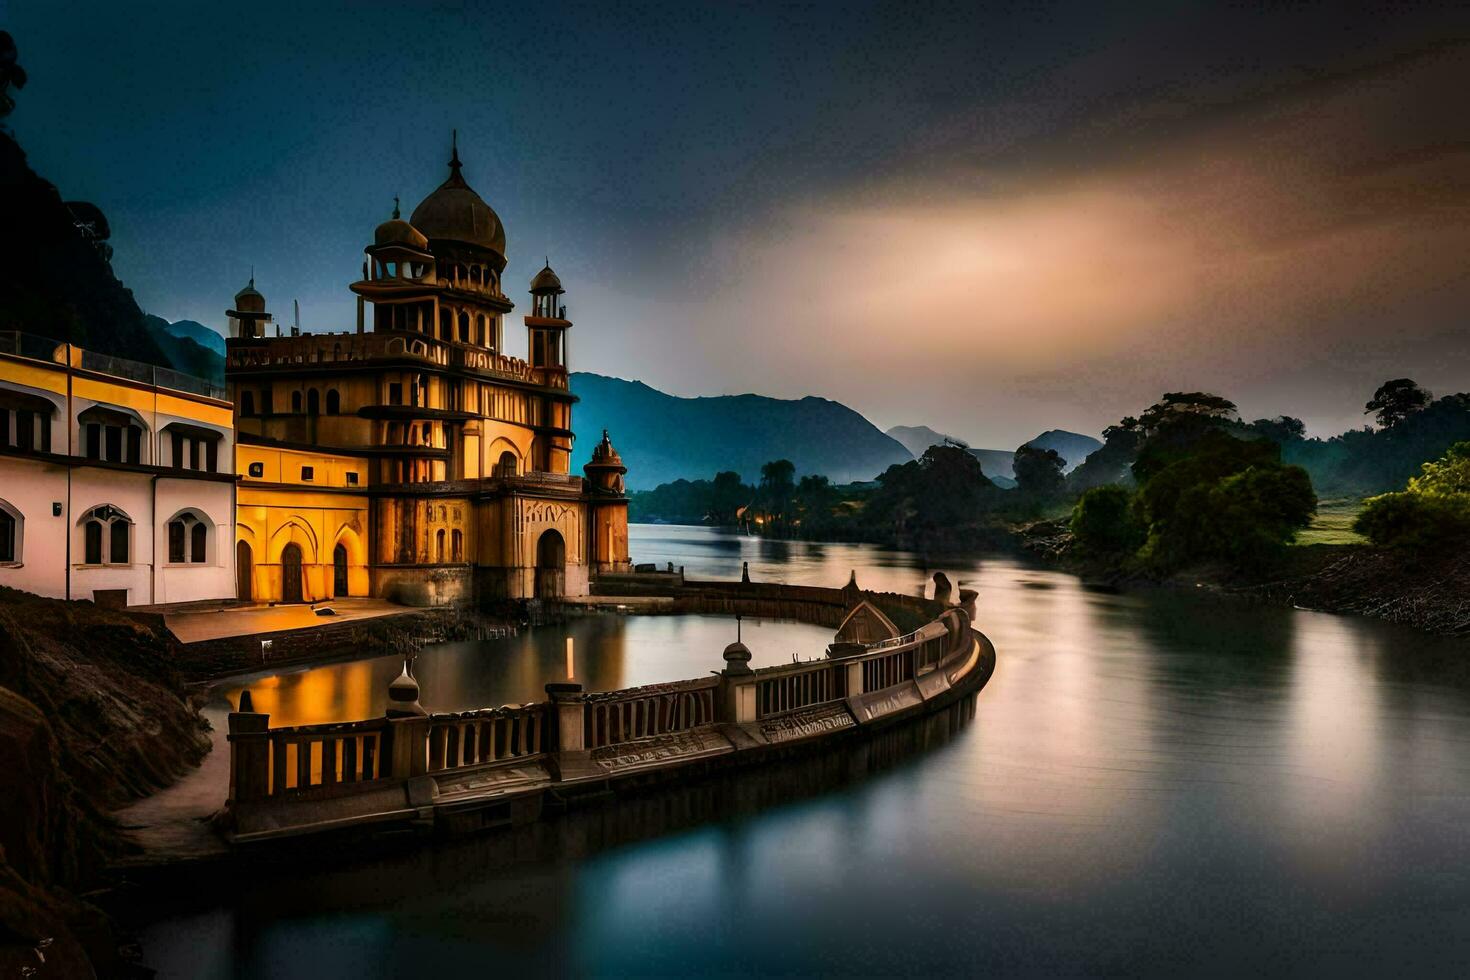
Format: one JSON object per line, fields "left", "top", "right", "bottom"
{"left": 1017, "top": 518, "right": 1470, "bottom": 637}
{"left": 0, "top": 587, "right": 211, "bottom": 978}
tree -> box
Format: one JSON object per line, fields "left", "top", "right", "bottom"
{"left": 1354, "top": 441, "right": 1470, "bottom": 550}
{"left": 1365, "top": 378, "right": 1432, "bottom": 429}
{"left": 759, "top": 459, "right": 796, "bottom": 527}
{"left": 1071, "top": 485, "right": 1143, "bottom": 556}
{"left": 1013, "top": 444, "right": 1065, "bottom": 501}
{"left": 1406, "top": 440, "right": 1470, "bottom": 497}
{"left": 709, "top": 470, "right": 747, "bottom": 525}
{"left": 0, "top": 32, "right": 26, "bottom": 120}
{"left": 1137, "top": 392, "right": 1239, "bottom": 433}
{"left": 1250, "top": 416, "right": 1305, "bottom": 445}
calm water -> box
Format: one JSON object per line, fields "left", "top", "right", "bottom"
{"left": 133, "top": 525, "right": 1470, "bottom": 976}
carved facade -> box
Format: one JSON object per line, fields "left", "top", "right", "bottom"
{"left": 225, "top": 142, "right": 630, "bottom": 605}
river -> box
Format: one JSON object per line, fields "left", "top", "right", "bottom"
{"left": 133, "top": 524, "right": 1470, "bottom": 976}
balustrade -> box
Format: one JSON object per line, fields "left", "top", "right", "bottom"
{"left": 583, "top": 679, "right": 718, "bottom": 749}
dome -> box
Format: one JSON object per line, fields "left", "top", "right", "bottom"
{"left": 722, "top": 640, "right": 753, "bottom": 674}
{"left": 233, "top": 277, "right": 265, "bottom": 313}
{"left": 409, "top": 142, "right": 506, "bottom": 257}
{"left": 530, "top": 262, "right": 563, "bottom": 294}
{"left": 375, "top": 217, "right": 428, "bottom": 251}
{"left": 589, "top": 429, "right": 623, "bottom": 467}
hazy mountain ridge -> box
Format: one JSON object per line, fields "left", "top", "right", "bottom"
{"left": 571, "top": 373, "right": 914, "bottom": 490}
{"left": 885, "top": 424, "right": 1103, "bottom": 483}
{"left": 143, "top": 315, "right": 225, "bottom": 384}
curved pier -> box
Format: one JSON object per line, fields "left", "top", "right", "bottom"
{"left": 222, "top": 577, "right": 996, "bottom": 845}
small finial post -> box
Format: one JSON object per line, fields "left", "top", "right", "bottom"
{"left": 392, "top": 195, "right": 400, "bottom": 219}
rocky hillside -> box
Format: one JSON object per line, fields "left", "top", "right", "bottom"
{"left": 886, "top": 424, "right": 1102, "bottom": 484}
{"left": 0, "top": 130, "right": 168, "bottom": 367}
{"left": 143, "top": 315, "right": 225, "bottom": 384}
{"left": 571, "top": 373, "right": 915, "bottom": 489}
{"left": 0, "top": 589, "right": 210, "bottom": 977}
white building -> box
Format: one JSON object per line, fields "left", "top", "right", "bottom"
{"left": 0, "top": 332, "right": 236, "bottom": 607}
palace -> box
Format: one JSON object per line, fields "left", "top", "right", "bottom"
{"left": 0, "top": 141, "right": 629, "bottom": 608}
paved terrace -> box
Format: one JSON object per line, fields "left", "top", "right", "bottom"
{"left": 161, "top": 598, "right": 421, "bottom": 644}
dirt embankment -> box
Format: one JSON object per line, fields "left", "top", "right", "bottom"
{"left": 1244, "top": 544, "right": 1470, "bottom": 636}
{"left": 1017, "top": 518, "right": 1470, "bottom": 637}
{"left": 0, "top": 588, "right": 211, "bottom": 978}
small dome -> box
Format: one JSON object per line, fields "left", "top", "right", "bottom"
{"left": 233, "top": 277, "right": 265, "bottom": 313}
{"left": 385, "top": 659, "right": 426, "bottom": 718}
{"left": 530, "top": 262, "right": 563, "bottom": 294}
{"left": 590, "top": 429, "right": 623, "bottom": 466}
{"left": 409, "top": 141, "right": 506, "bottom": 257}
{"left": 722, "top": 640, "right": 753, "bottom": 674}
{"left": 375, "top": 217, "right": 428, "bottom": 250}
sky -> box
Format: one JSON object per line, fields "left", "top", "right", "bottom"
{"left": 8, "top": 1, "right": 1469, "bottom": 448}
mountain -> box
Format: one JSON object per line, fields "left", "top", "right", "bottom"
{"left": 572, "top": 373, "right": 914, "bottom": 490}
{"left": 143, "top": 315, "right": 225, "bottom": 385}
{"left": 0, "top": 130, "right": 168, "bottom": 365}
{"left": 886, "top": 424, "right": 957, "bottom": 457}
{"left": 156, "top": 317, "right": 226, "bottom": 357}
{"left": 1024, "top": 430, "right": 1103, "bottom": 472}
{"left": 886, "top": 423, "right": 1102, "bottom": 484}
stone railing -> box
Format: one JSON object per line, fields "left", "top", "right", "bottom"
{"left": 224, "top": 578, "right": 982, "bottom": 832}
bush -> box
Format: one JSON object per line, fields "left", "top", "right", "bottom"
{"left": 1354, "top": 491, "right": 1470, "bottom": 550}
{"left": 1070, "top": 485, "right": 1144, "bottom": 556}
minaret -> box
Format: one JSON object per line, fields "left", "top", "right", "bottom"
{"left": 526, "top": 260, "right": 569, "bottom": 373}
{"left": 226, "top": 275, "right": 273, "bottom": 339}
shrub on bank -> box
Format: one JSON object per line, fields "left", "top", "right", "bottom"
{"left": 1070, "top": 485, "right": 1143, "bottom": 557}
{"left": 1354, "top": 491, "right": 1470, "bottom": 550}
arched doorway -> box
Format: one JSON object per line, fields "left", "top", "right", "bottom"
{"left": 535, "top": 529, "right": 565, "bottom": 599}
{"left": 236, "top": 540, "right": 253, "bottom": 601}
{"left": 333, "top": 543, "right": 348, "bottom": 597}
{"left": 281, "top": 543, "right": 304, "bottom": 603}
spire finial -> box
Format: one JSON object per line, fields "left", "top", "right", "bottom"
{"left": 249, "top": 264, "right": 254, "bottom": 288}
{"left": 545, "top": 255, "right": 550, "bottom": 269}
{"left": 392, "top": 195, "right": 400, "bottom": 220}
{"left": 449, "top": 129, "right": 461, "bottom": 174}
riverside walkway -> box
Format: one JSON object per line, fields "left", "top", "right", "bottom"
{"left": 219, "top": 574, "right": 994, "bottom": 845}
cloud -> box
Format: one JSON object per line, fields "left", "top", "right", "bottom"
{"left": 615, "top": 42, "right": 1470, "bottom": 446}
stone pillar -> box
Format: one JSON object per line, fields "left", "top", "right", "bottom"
{"left": 226, "top": 689, "right": 270, "bottom": 805}
{"left": 388, "top": 715, "right": 430, "bottom": 778}
{"left": 845, "top": 660, "right": 864, "bottom": 699}
{"left": 720, "top": 639, "right": 756, "bottom": 723}
{"left": 546, "top": 683, "right": 585, "bottom": 753}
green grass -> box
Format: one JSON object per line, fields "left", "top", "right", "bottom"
{"left": 1293, "top": 497, "right": 1368, "bottom": 546}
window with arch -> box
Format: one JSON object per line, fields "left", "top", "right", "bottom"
{"left": 457, "top": 311, "right": 469, "bottom": 343}
{"left": 475, "top": 314, "right": 487, "bottom": 346}
{"left": 496, "top": 450, "right": 517, "bottom": 478}
{"left": 451, "top": 528, "right": 463, "bottom": 562}
{"left": 439, "top": 308, "right": 451, "bottom": 339}
{"left": 78, "top": 406, "right": 144, "bottom": 464}
{"left": 435, "top": 528, "right": 446, "bottom": 562}
{"left": 0, "top": 499, "right": 20, "bottom": 563}
{"left": 326, "top": 389, "right": 340, "bottom": 415}
{"left": 307, "top": 389, "right": 321, "bottom": 416}
{"left": 291, "top": 391, "right": 303, "bottom": 414}
{"left": 82, "top": 505, "right": 131, "bottom": 565}
{"left": 167, "top": 511, "right": 209, "bottom": 564}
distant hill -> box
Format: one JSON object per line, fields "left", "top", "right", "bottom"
{"left": 1025, "top": 430, "right": 1103, "bottom": 473}
{"left": 886, "top": 424, "right": 1101, "bottom": 484}
{"left": 572, "top": 373, "right": 914, "bottom": 490}
{"left": 156, "top": 318, "right": 226, "bottom": 357}
{"left": 143, "top": 315, "right": 224, "bottom": 385}
{"left": 886, "top": 424, "right": 956, "bottom": 457}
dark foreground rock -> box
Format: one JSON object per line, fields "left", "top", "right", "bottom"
{"left": 0, "top": 588, "right": 210, "bottom": 977}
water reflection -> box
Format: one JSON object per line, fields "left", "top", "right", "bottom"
{"left": 223, "top": 614, "right": 835, "bottom": 727}
{"left": 134, "top": 526, "right": 1470, "bottom": 976}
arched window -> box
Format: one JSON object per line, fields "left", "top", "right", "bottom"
{"left": 496, "top": 450, "right": 517, "bottom": 477}
{"left": 241, "top": 391, "right": 255, "bottom": 416}
{"left": 307, "top": 389, "right": 321, "bottom": 416}
{"left": 291, "top": 391, "right": 303, "bottom": 414}
{"left": 166, "top": 511, "right": 209, "bottom": 564}
{"left": 439, "top": 308, "right": 451, "bottom": 338}
{"left": 326, "top": 389, "right": 340, "bottom": 415}
{"left": 451, "top": 528, "right": 463, "bottom": 562}
{"left": 476, "top": 315, "right": 486, "bottom": 346}
{"left": 457, "top": 311, "right": 469, "bottom": 343}
{"left": 82, "top": 505, "right": 131, "bottom": 565}
{"left": 0, "top": 499, "right": 20, "bottom": 563}
{"left": 435, "top": 528, "right": 446, "bottom": 562}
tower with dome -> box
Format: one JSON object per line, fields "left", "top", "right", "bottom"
{"left": 224, "top": 137, "right": 630, "bottom": 605}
